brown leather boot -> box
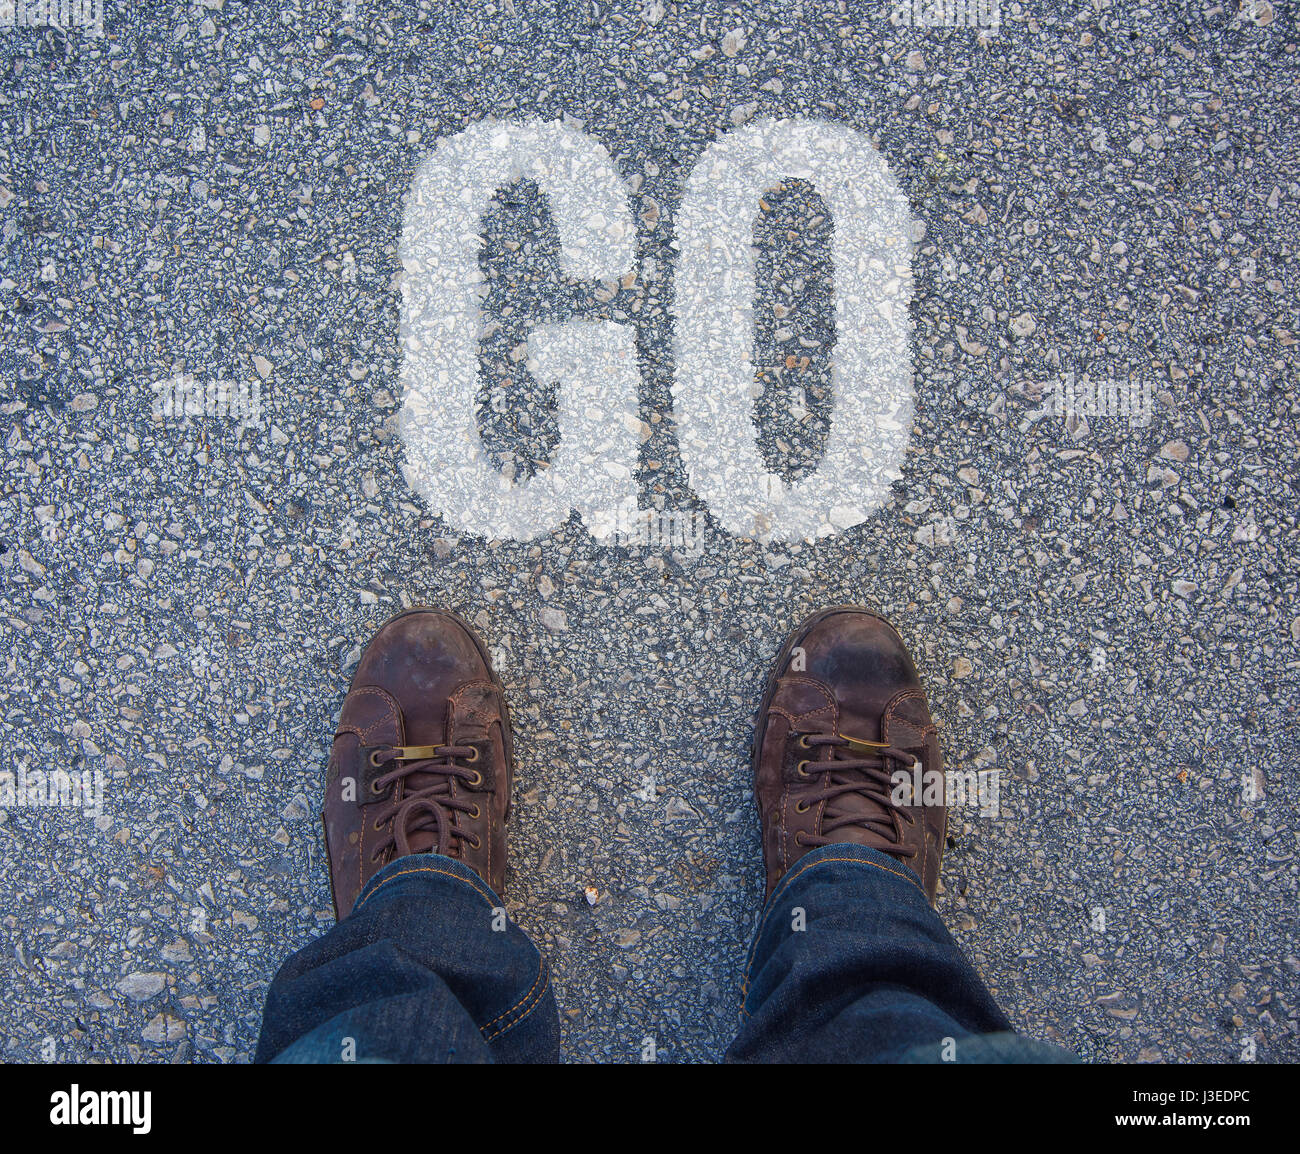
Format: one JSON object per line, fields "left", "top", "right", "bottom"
{"left": 322, "top": 608, "right": 513, "bottom": 919}
{"left": 753, "top": 606, "right": 946, "bottom": 903}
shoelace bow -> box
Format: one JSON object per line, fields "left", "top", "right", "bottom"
{"left": 366, "top": 744, "right": 482, "bottom": 863}
{"left": 796, "top": 733, "right": 919, "bottom": 858}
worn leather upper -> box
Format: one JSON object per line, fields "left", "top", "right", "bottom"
{"left": 753, "top": 607, "right": 947, "bottom": 903}
{"left": 322, "top": 609, "right": 512, "bottom": 918}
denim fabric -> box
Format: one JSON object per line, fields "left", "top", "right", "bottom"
{"left": 726, "top": 843, "right": 1075, "bottom": 1063}
{"left": 258, "top": 845, "right": 1073, "bottom": 1063}
{"left": 255, "top": 854, "right": 560, "bottom": 1063}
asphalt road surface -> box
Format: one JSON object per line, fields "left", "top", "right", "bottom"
{"left": 1, "top": 0, "right": 1297, "bottom": 1063}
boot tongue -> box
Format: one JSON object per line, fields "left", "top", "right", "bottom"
{"left": 395, "top": 686, "right": 467, "bottom": 857}
{"left": 835, "top": 699, "right": 883, "bottom": 745}
{"left": 815, "top": 674, "right": 900, "bottom": 838}
{"left": 818, "top": 739, "right": 900, "bottom": 847}
{"left": 402, "top": 752, "right": 454, "bottom": 800}
{"left": 393, "top": 796, "right": 443, "bottom": 856}
{"left": 397, "top": 683, "right": 493, "bottom": 856}
{"left": 394, "top": 724, "right": 457, "bottom": 857}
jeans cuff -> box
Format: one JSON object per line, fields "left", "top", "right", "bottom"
{"left": 741, "top": 843, "right": 930, "bottom": 1016}
{"left": 764, "top": 842, "right": 928, "bottom": 913}
{"left": 351, "top": 852, "right": 503, "bottom": 917}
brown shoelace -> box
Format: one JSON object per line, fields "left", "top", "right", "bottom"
{"left": 366, "top": 744, "right": 483, "bottom": 863}
{"left": 794, "top": 733, "right": 918, "bottom": 858}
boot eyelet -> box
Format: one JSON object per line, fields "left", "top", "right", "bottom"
{"left": 372, "top": 819, "right": 385, "bottom": 832}
{"left": 797, "top": 734, "right": 811, "bottom": 749}
{"left": 368, "top": 750, "right": 387, "bottom": 768}
{"left": 370, "top": 780, "right": 385, "bottom": 795}
{"left": 468, "top": 804, "right": 481, "bottom": 819}
{"left": 464, "top": 746, "right": 481, "bottom": 763}
{"left": 467, "top": 769, "right": 484, "bottom": 787}
{"left": 794, "top": 800, "right": 810, "bottom": 814}
{"left": 794, "top": 832, "right": 808, "bottom": 845}
{"left": 467, "top": 834, "right": 482, "bottom": 850}
{"left": 796, "top": 760, "right": 810, "bottom": 777}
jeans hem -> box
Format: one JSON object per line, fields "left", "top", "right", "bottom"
{"left": 740, "top": 843, "right": 929, "bottom": 1016}
{"left": 352, "top": 851, "right": 503, "bottom": 915}
{"left": 331, "top": 852, "right": 553, "bottom": 1050}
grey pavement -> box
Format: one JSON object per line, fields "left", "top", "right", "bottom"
{"left": 0, "top": 0, "right": 1297, "bottom": 1063}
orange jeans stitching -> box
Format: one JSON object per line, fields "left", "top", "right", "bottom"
{"left": 481, "top": 956, "right": 549, "bottom": 1041}
{"left": 481, "top": 951, "right": 546, "bottom": 1033}
{"left": 353, "top": 862, "right": 497, "bottom": 913}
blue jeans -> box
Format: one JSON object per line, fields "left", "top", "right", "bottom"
{"left": 256, "top": 844, "right": 1075, "bottom": 1063}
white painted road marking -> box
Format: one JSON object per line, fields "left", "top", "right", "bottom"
{"left": 399, "top": 116, "right": 916, "bottom": 545}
